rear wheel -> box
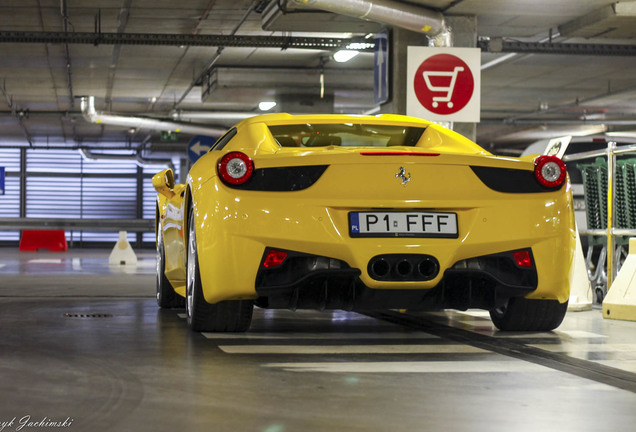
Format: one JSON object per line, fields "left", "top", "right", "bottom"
{"left": 489, "top": 297, "right": 568, "bottom": 331}
{"left": 156, "top": 227, "right": 185, "bottom": 309}
{"left": 185, "top": 208, "right": 253, "bottom": 332}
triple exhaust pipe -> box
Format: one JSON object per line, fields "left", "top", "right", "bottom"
{"left": 368, "top": 254, "right": 439, "bottom": 281}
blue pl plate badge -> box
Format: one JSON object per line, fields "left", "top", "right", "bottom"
{"left": 349, "top": 212, "right": 360, "bottom": 234}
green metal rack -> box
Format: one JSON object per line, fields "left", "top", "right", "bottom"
{"left": 577, "top": 157, "right": 636, "bottom": 299}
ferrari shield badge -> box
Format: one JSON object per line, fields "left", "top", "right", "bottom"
{"left": 395, "top": 167, "right": 411, "bottom": 186}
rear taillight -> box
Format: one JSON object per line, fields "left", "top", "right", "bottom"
{"left": 534, "top": 155, "right": 566, "bottom": 188}
{"left": 218, "top": 152, "right": 254, "bottom": 185}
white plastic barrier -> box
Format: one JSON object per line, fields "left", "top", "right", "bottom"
{"left": 568, "top": 225, "right": 593, "bottom": 311}
{"left": 109, "top": 231, "right": 138, "bottom": 266}
{"left": 603, "top": 237, "right": 636, "bottom": 321}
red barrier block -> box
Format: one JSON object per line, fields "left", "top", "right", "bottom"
{"left": 19, "top": 230, "right": 68, "bottom": 252}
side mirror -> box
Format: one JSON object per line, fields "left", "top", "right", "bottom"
{"left": 152, "top": 169, "right": 176, "bottom": 199}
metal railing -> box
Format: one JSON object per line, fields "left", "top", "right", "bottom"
{"left": 0, "top": 217, "right": 154, "bottom": 233}
{"left": 564, "top": 142, "right": 636, "bottom": 288}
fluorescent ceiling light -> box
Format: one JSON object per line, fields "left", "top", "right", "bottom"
{"left": 346, "top": 42, "right": 374, "bottom": 50}
{"left": 259, "top": 101, "right": 277, "bottom": 111}
{"left": 333, "top": 49, "right": 359, "bottom": 63}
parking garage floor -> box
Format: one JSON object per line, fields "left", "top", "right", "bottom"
{"left": 1, "top": 248, "right": 636, "bottom": 432}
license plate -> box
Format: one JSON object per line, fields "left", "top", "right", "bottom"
{"left": 349, "top": 211, "right": 458, "bottom": 238}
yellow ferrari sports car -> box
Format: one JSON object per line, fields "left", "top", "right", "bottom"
{"left": 153, "top": 113, "right": 575, "bottom": 332}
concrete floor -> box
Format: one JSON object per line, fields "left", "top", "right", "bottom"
{"left": 1, "top": 248, "right": 636, "bottom": 432}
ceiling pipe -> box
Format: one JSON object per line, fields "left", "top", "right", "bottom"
{"left": 176, "top": 0, "right": 257, "bottom": 107}
{"left": 80, "top": 96, "right": 227, "bottom": 137}
{"left": 59, "top": 0, "right": 75, "bottom": 109}
{"left": 503, "top": 83, "right": 636, "bottom": 124}
{"left": 0, "top": 31, "right": 354, "bottom": 50}
{"left": 0, "top": 80, "right": 33, "bottom": 146}
{"left": 495, "top": 119, "right": 636, "bottom": 126}
{"left": 478, "top": 39, "right": 636, "bottom": 57}
{"left": 170, "top": 110, "right": 256, "bottom": 122}
{"left": 290, "top": 0, "right": 447, "bottom": 36}
{"left": 79, "top": 148, "right": 175, "bottom": 172}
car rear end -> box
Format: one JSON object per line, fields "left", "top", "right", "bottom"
{"left": 189, "top": 115, "right": 575, "bottom": 317}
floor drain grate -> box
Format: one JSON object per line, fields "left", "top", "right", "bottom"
{"left": 64, "top": 313, "right": 113, "bottom": 318}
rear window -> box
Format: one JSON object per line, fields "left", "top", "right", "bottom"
{"left": 268, "top": 124, "right": 426, "bottom": 148}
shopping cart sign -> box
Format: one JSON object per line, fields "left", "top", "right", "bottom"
{"left": 407, "top": 47, "right": 481, "bottom": 122}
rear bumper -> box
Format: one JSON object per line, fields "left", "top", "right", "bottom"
{"left": 191, "top": 173, "right": 574, "bottom": 305}
{"left": 255, "top": 248, "right": 538, "bottom": 311}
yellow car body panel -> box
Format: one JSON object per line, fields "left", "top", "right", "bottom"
{"left": 154, "top": 172, "right": 187, "bottom": 298}
{"left": 155, "top": 114, "right": 575, "bottom": 317}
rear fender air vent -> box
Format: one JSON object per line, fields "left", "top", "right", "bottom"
{"left": 226, "top": 165, "right": 328, "bottom": 191}
{"left": 471, "top": 166, "right": 564, "bottom": 193}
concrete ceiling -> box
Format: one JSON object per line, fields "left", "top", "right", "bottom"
{"left": 1, "top": 0, "right": 636, "bottom": 153}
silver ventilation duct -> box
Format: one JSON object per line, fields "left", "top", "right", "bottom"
{"left": 289, "top": 0, "right": 447, "bottom": 36}
{"left": 79, "top": 148, "right": 176, "bottom": 172}
{"left": 80, "top": 96, "right": 227, "bottom": 137}
{"left": 170, "top": 110, "right": 255, "bottom": 122}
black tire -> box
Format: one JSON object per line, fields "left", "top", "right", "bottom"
{"left": 185, "top": 208, "right": 253, "bottom": 332}
{"left": 156, "top": 227, "right": 185, "bottom": 309}
{"left": 489, "top": 297, "right": 568, "bottom": 331}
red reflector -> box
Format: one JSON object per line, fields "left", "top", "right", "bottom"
{"left": 513, "top": 250, "right": 532, "bottom": 268}
{"left": 263, "top": 250, "right": 288, "bottom": 268}
{"left": 360, "top": 152, "right": 440, "bottom": 156}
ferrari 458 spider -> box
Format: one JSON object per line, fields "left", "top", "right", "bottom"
{"left": 153, "top": 113, "right": 575, "bottom": 332}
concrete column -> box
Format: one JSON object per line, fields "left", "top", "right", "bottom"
{"left": 379, "top": 28, "right": 427, "bottom": 116}
{"left": 179, "top": 157, "right": 190, "bottom": 184}
{"left": 380, "top": 15, "right": 478, "bottom": 142}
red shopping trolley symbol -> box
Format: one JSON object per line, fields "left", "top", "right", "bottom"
{"left": 413, "top": 54, "right": 474, "bottom": 115}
